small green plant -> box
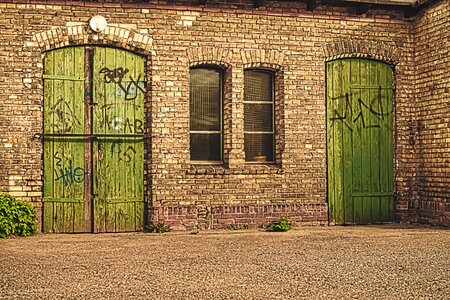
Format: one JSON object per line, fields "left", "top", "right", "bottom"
{"left": 145, "top": 222, "right": 171, "bottom": 233}
{"left": 266, "top": 217, "right": 292, "bottom": 232}
{"left": 227, "top": 223, "right": 249, "bottom": 231}
{"left": 0, "top": 194, "right": 37, "bottom": 238}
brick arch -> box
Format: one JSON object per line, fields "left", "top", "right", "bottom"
{"left": 241, "top": 49, "right": 285, "bottom": 70}
{"left": 323, "top": 40, "right": 399, "bottom": 65}
{"left": 186, "top": 47, "right": 233, "bottom": 68}
{"left": 32, "top": 24, "right": 153, "bottom": 56}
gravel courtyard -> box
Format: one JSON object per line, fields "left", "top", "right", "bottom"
{"left": 1, "top": 225, "right": 449, "bottom": 300}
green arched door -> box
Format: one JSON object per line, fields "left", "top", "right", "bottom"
{"left": 43, "top": 46, "right": 145, "bottom": 232}
{"left": 327, "top": 59, "right": 394, "bottom": 224}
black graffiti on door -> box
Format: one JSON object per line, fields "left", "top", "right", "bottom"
{"left": 110, "top": 140, "right": 137, "bottom": 162}
{"left": 50, "top": 98, "right": 82, "bottom": 133}
{"left": 330, "top": 86, "right": 391, "bottom": 131}
{"left": 98, "top": 113, "right": 144, "bottom": 134}
{"left": 99, "top": 67, "right": 145, "bottom": 100}
{"left": 53, "top": 152, "right": 88, "bottom": 186}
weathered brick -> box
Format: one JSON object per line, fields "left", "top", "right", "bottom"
{"left": 0, "top": 0, "right": 448, "bottom": 231}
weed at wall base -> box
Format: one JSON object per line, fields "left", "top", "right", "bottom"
{"left": 266, "top": 217, "right": 292, "bottom": 232}
{"left": 0, "top": 194, "right": 37, "bottom": 238}
{"left": 145, "top": 222, "right": 171, "bottom": 233}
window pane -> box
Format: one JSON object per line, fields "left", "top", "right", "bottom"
{"left": 244, "top": 70, "right": 273, "bottom": 102}
{"left": 244, "top": 133, "right": 274, "bottom": 162}
{"left": 190, "top": 68, "right": 221, "bottom": 131}
{"left": 244, "top": 69, "right": 275, "bottom": 162}
{"left": 244, "top": 103, "right": 273, "bottom": 132}
{"left": 190, "top": 133, "right": 221, "bottom": 161}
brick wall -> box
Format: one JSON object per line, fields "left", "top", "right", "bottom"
{"left": 0, "top": 0, "right": 445, "bottom": 229}
{"left": 412, "top": 0, "right": 450, "bottom": 226}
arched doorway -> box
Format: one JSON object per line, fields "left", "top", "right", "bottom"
{"left": 42, "top": 46, "right": 146, "bottom": 232}
{"left": 327, "top": 58, "right": 394, "bottom": 224}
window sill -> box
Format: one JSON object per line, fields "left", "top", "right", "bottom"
{"left": 186, "top": 164, "right": 227, "bottom": 175}
{"left": 190, "top": 161, "right": 223, "bottom": 165}
{"left": 185, "top": 163, "right": 284, "bottom": 175}
{"left": 241, "top": 163, "right": 284, "bottom": 174}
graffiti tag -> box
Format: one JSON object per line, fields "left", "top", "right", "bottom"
{"left": 50, "top": 98, "right": 82, "bottom": 133}
{"left": 53, "top": 152, "right": 88, "bottom": 186}
{"left": 97, "top": 114, "right": 144, "bottom": 134}
{"left": 329, "top": 86, "right": 391, "bottom": 131}
{"left": 99, "top": 67, "right": 145, "bottom": 101}
{"left": 111, "top": 140, "right": 137, "bottom": 162}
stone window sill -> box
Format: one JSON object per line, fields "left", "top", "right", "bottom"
{"left": 186, "top": 163, "right": 284, "bottom": 175}
{"left": 186, "top": 164, "right": 227, "bottom": 175}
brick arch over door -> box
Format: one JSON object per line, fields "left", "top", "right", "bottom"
{"left": 32, "top": 24, "right": 153, "bottom": 56}
{"left": 323, "top": 40, "right": 400, "bottom": 65}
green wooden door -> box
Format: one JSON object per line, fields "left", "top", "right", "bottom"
{"left": 43, "top": 47, "right": 145, "bottom": 233}
{"left": 327, "top": 59, "right": 394, "bottom": 225}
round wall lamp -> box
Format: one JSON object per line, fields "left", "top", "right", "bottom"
{"left": 89, "top": 15, "right": 107, "bottom": 33}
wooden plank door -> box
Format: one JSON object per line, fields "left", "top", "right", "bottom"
{"left": 43, "top": 47, "right": 87, "bottom": 233}
{"left": 92, "top": 47, "right": 145, "bottom": 232}
{"left": 43, "top": 46, "right": 145, "bottom": 233}
{"left": 327, "top": 59, "right": 394, "bottom": 225}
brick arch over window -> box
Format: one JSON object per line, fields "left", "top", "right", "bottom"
{"left": 32, "top": 24, "right": 153, "bottom": 56}
{"left": 323, "top": 40, "right": 399, "bottom": 65}
{"left": 240, "top": 49, "right": 285, "bottom": 70}
{"left": 186, "top": 47, "right": 233, "bottom": 68}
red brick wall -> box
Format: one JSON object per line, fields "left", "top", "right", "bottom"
{"left": 412, "top": 0, "right": 450, "bottom": 226}
{"left": 0, "top": 0, "right": 445, "bottom": 229}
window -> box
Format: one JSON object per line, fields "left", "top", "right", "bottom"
{"left": 244, "top": 69, "right": 275, "bottom": 162}
{"left": 190, "top": 67, "right": 223, "bottom": 162}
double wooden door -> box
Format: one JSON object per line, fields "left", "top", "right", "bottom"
{"left": 43, "top": 46, "right": 145, "bottom": 233}
{"left": 327, "top": 59, "right": 394, "bottom": 224}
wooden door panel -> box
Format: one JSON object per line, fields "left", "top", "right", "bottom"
{"left": 43, "top": 47, "right": 86, "bottom": 233}
{"left": 92, "top": 47, "right": 145, "bottom": 232}
{"left": 327, "top": 59, "right": 394, "bottom": 225}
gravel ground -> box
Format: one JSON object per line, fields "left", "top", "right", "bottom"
{"left": 1, "top": 224, "right": 449, "bottom": 300}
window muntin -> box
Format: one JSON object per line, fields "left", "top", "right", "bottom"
{"left": 244, "top": 69, "right": 275, "bottom": 162}
{"left": 190, "top": 67, "right": 223, "bottom": 162}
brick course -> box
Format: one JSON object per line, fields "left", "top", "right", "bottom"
{"left": 0, "top": 0, "right": 448, "bottom": 229}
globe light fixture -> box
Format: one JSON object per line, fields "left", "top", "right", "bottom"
{"left": 89, "top": 15, "right": 107, "bottom": 33}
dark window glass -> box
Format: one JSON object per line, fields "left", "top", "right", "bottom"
{"left": 190, "top": 133, "right": 221, "bottom": 161}
{"left": 244, "top": 133, "right": 274, "bottom": 163}
{"left": 190, "top": 68, "right": 222, "bottom": 161}
{"left": 244, "top": 70, "right": 275, "bottom": 162}
{"left": 244, "top": 103, "right": 273, "bottom": 132}
{"left": 244, "top": 71, "right": 273, "bottom": 103}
